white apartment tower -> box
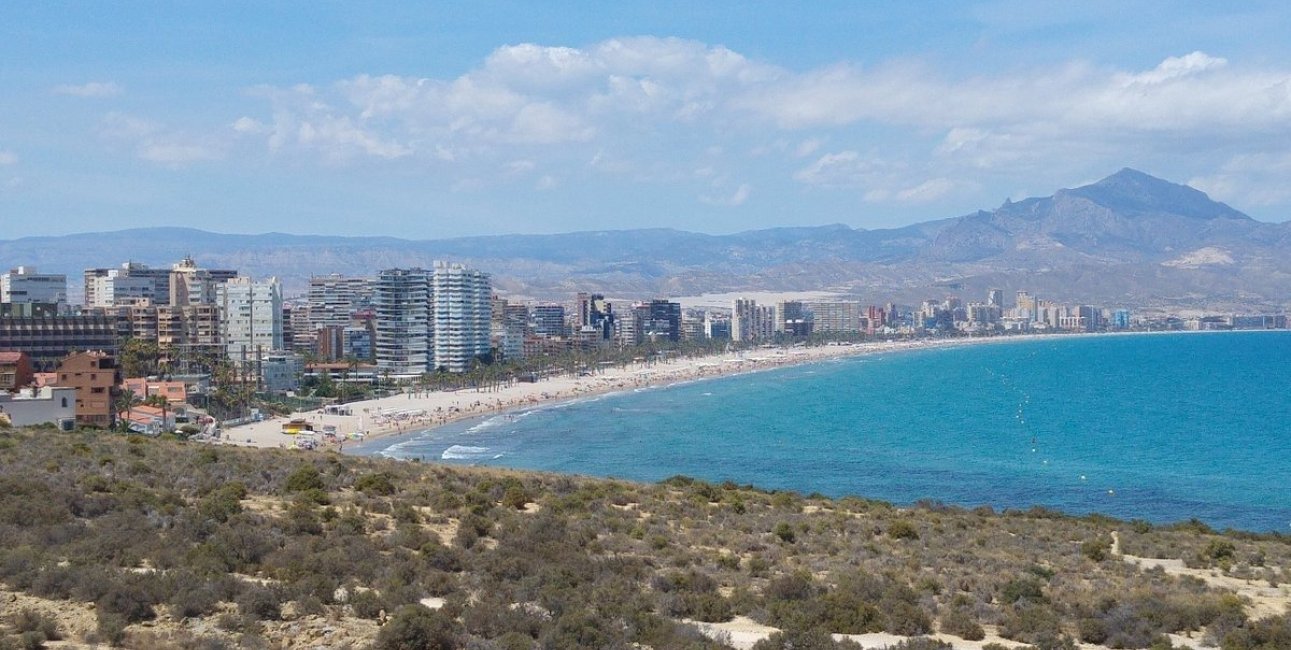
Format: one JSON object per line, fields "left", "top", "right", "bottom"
{"left": 373, "top": 268, "right": 432, "bottom": 377}
{"left": 431, "top": 261, "right": 492, "bottom": 373}
{"left": 217, "top": 276, "right": 284, "bottom": 361}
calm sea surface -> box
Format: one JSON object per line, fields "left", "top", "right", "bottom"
{"left": 356, "top": 331, "right": 1291, "bottom": 532}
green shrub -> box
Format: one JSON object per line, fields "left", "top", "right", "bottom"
{"left": 1082, "top": 536, "right": 1111, "bottom": 562}
{"left": 774, "top": 521, "right": 796, "bottom": 543}
{"left": 355, "top": 472, "right": 396, "bottom": 496}
{"left": 940, "top": 606, "right": 985, "bottom": 640}
{"left": 11, "top": 608, "right": 60, "bottom": 641}
{"left": 284, "top": 465, "right": 324, "bottom": 493}
{"left": 887, "top": 520, "right": 920, "bottom": 540}
{"left": 374, "top": 604, "right": 464, "bottom": 650}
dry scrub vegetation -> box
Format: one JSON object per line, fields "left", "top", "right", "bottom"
{"left": 0, "top": 425, "right": 1288, "bottom": 649}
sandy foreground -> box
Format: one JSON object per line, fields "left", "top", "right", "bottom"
{"left": 214, "top": 336, "right": 1026, "bottom": 453}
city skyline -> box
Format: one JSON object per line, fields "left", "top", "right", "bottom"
{"left": 4, "top": 3, "right": 1291, "bottom": 240}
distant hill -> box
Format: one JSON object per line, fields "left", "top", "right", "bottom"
{"left": 2, "top": 169, "right": 1288, "bottom": 311}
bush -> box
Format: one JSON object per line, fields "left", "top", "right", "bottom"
{"left": 501, "top": 485, "right": 529, "bottom": 510}
{"left": 1082, "top": 536, "right": 1111, "bottom": 562}
{"left": 284, "top": 465, "right": 324, "bottom": 493}
{"left": 94, "top": 611, "right": 128, "bottom": 647}
{"left": 751, "top": 627, "right": 837, "bottom": 650}
{"left": 11, "top": 608, "right": 60, "bottom": 642}
{"left": 355, "top": 472, "right": 397, "bottom": 496}
{"left": 374, "top": 604, "right": 461, "bottom": 650}
{"left": 236, "top": 585, "right": 283, "bottom": 621}
{"left": 940, "top": 607, "right": 985, "bottom": 641}
{"left": 887, "top": 520, "right": 920, "bottom": 540}
{"left": 774, "top": 522, "right": 796, "bottom": 543}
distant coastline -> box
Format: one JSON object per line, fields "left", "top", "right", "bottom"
{"left": 345, "top": 327, "right": 1227, "bottom": 458}
{"left": 350, "top": 329, "right": 1291, "bottom": 532}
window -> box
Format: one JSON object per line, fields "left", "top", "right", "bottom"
{"left": 61, "top": 397, "right": 68, "bottom": 407}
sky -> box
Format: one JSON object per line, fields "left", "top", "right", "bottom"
{"left": 2, "top": 1, "right": 1291, "bottom": 240}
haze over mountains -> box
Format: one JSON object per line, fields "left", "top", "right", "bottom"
{"left": 5, "top": 169, "right": 1288, "bottom": 312}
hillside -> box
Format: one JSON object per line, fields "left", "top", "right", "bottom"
{"left": 2, "top": 170, "right": 1289, "bottom": 311}
{"left": 0, "top": 167, "right": 1285, "bottom": 310}
{"left": 1, "top": 426, "right": 1289, "bottom": 649}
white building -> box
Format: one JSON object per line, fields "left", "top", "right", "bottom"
{"left": 731, "top": 298, "right": 775, "bottom": 342}
{"left": 374, "top": 268, "right": 432, "bottom": 377}
{"left": 217, "top": 276, "right": 284, "bottom": 361}
{"left": 1, "top": 267, "right": 67, "bottom": 308}
{"left": 84, "top": 262, "right": 169, "bottom": 307}
{"left": 0, "top": 386, "right": 77, "bottom": 429}
{"left": 431, "top": 261, "right": 492, "bottom": 373}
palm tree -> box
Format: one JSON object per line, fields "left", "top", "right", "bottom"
{"left": 143, "top": 393, "right": 171, "bottom": 434}
{"left": 114, "top": 388, "right": 140, "bottom": 432}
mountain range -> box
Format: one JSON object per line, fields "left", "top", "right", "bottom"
{"left": 3, "top": 169, "right": 1288, "bottom": 312}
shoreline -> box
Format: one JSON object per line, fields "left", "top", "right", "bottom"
{"left": 215, "top": 329, "right": 1191, "bottom": 453}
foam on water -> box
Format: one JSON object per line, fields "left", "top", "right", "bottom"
{"left": 441, "top": 445, "right": 491, "bottom": 460}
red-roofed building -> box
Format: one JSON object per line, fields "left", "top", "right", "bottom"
{"left": 122, "top": 378, "right": 188, "bottom": 406}
{"left": 117, "top": 403, "right": 175, "bottom": 435}
{"left": 0, "top": 351, "right": 34, "bottom": 391}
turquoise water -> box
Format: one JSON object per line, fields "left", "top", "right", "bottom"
{"left": 358, "top": 332, "right": 1291, "bottom": 532}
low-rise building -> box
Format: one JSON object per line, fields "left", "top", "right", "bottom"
{"left": 0, "top": 351, "right": 34, "bottom": 390}
{"left": 0, "top": 386, "right": 77, "bottom": 429}
{"left": 55, "top": 351, "right": 121, "bottom": 428}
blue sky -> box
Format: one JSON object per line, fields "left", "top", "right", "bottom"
{"left": 2, "top": 2, "right": 1291, "bottom": 240}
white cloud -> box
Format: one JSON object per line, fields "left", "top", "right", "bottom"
{"left": 231, "top": 117, "right": 266, "bottom": 134}
{"left": 701, "top": 183, "right": 751, "bottom": 207}
{"left": 0, "top": 150, "right": 16, "bottom": 165}
{"left": 1190, "top": 152, "right": 1291, "bottom": 207}
{"left": 895, "top": 178, "right": 957, "bottom": 203}
{"left": 138, "top": 142, "right": 222, "bottom": 165}
{"left": 794, "top": 151, "right": 886, "bottom": 188}
{"left": 53, "top": 81, "right": 123, "bottom": 97}
{"left": 535, "top": 175, "right": 558, "bottom": 190}
{"left": 794, "top": 138, "right": 823, "bottom": 158}
{"left": 1119, "top": 51, "right": 1227, "bottom": 86}
{"left": 221, "top": 41, "right": 1291, "bottom": 216}
{"left": 99, "top": 112, "right": 225, "bottom": 166}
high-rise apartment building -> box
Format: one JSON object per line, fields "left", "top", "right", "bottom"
{"left": 170, "top": 256, "right": 238, "bottom": 307}
{"left": 808, "top": 302, "right": 864, "bottom": 333}
{"left": 731, "top": 299, "right": 775, "bottom": 342}
{"left": 373, "top": 268, "right": 432, "bottom": 377}
{"left": 307, "top": 274, "right": 372, "bottom": 330}
{"left": 2, "top": 267, "right": 67, "bottom": 309}
{"left": 530, "top": 305, "right": 567, "bottom": 338}
{"left": 84, "top": 262, "right": 171, "bottom": 308}
{"left": 431, "top": 261, "right": 492, "bottom": 373}
{"left": 217, "top": 277, "right": 284, "bottom": 361}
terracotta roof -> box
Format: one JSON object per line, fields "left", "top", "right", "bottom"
{"left": 0, "top": 351, "right": 26, "bottom": 363}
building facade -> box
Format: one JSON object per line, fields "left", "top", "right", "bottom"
{"left": 2, "top": 267, "right": 67, "bottom": 309}
{"left": 431, "top": 261, "right": 492, "bottom": 373}
{"left": 373, "top": 268, "right": 432, "bottom": 377}
{"left": 55, "top": 351, "right": 120, "bottom": 428}
{"left": 217, "top": 277, "right": 284, "bottom": 361}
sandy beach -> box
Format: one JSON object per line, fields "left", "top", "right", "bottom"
{"left": 210, "top": 334, "right": 1087, "bottom": 453}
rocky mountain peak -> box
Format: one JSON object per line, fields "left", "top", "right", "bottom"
{"left": 1060, "top": 168, "right": 1248, "bottom": 221}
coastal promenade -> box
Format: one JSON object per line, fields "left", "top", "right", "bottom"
{"left": 215, "top": 337, "right": 1015, "bottom": 451}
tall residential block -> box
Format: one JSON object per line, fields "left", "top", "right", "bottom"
{"left": 2, "top": 267, "right": 67, "bottom": 309}
{"left": 217, "top": 276, "right": 284, "bottom": 361}
{"left": 373, "top": 268, "right": 432, "bottom": 377}
{"left": 431, "top": 261, "right": 492, "bottom": 373}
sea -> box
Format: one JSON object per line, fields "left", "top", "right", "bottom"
{"left": 355, "top": 331, "right": 1291, "bottom": 532}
